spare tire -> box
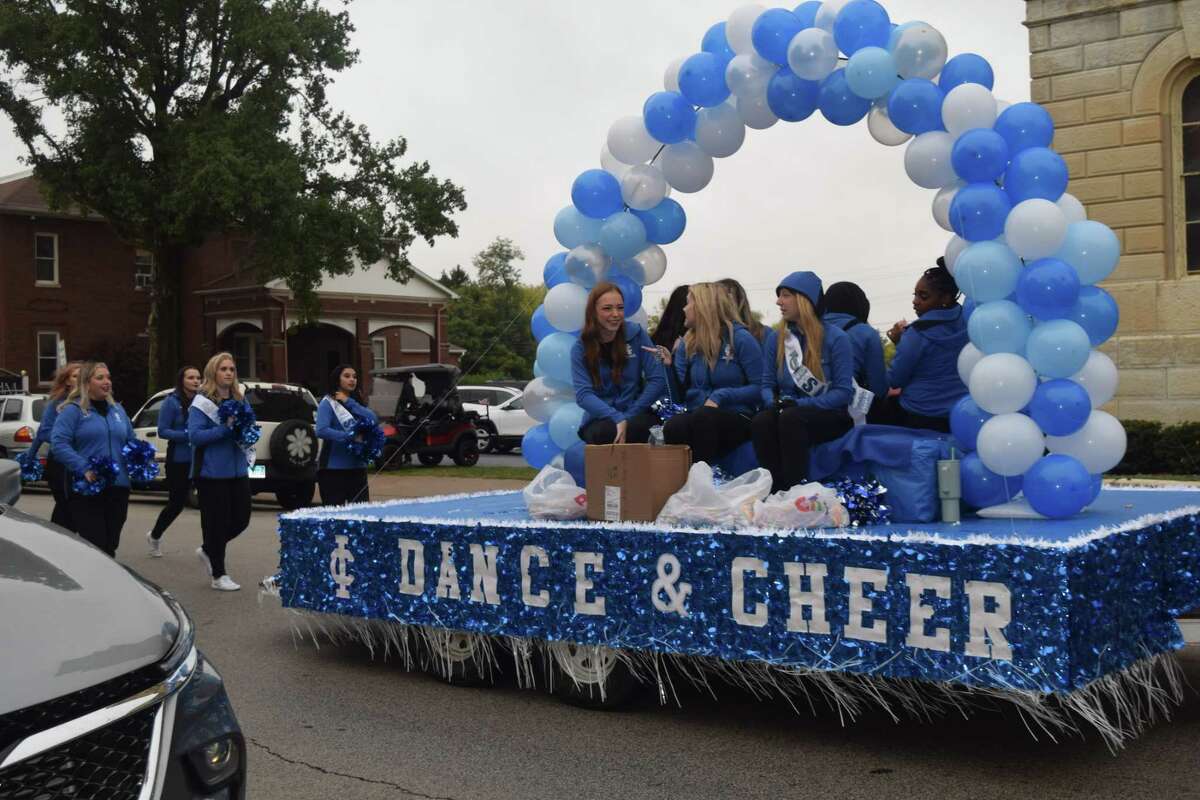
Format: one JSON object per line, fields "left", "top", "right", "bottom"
{"left": 269, "top": 420, "right": 318, "bottom": 473}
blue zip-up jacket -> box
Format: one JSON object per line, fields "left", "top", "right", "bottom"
{"left": 187, "top": 399, "right": 251, "bottom": 479}
{"left": 570, "top": 323, "right": 667, "bottom": 425}
{"left": 760, "top": 322, "right": 855, "bottom": 411}
{"left": 317, "top": 396, "right": 379, "bottom": 470}
{"left": 157, "top": 392, "right": 193, "bottom": 464}
{"left": 29, "top": 396, "right": 64, "bottom": 458}
{"left": 887, "top": 304, "right": 970, "bottom": 417}
{"left": 50, "top": 399, "right": 136, "bottom": 489}
{"left": 671, "top": 323, "right": 763, "bottom": 414}
{"left": 822, "top": 312, "right": 887, "bottom": 399}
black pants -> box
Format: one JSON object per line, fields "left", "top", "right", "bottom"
{"left": 150, "top": 461, "right": 191, "bottom": 540}
{"left": 45, "top": 457, "right": 74, "bottom": 531}
{"left": 69, "top": 486, "right": 131, "bottom": 557}
{"left": 318, "top": 468, "right": 369, "bottom": 506}
{"left": 663, "top": 407, "right": 753, "bottom": 466}
{"left": 874, "top": 394, "right": 951, "bottom": 433}
{"left": 752, "top": 406, "right": 854, "bottom": 493}
{"left": 578, "top": 412, "right": 659, "bottom": 445}
{"left": 197, "top": 477, "right": 251, "bottom": 578}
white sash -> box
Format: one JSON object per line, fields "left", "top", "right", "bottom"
{"left": 848, "top": 380, "right": 875, "bottom": 427}
{"left": 330, "top": 398, "right": 356, "bottom": 431}
{"left": 193, "top": 394, "right": 257, "bottom": 467}
{"left": 785, "top": 332, "right": 874, "bottom": 426}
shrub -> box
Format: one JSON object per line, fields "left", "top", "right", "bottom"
{"left": 1111, "top": 420, "right": 1200, "bottom": 476}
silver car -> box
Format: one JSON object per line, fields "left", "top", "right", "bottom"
{"left": 0, "top": 393, "right": 49, "bottom": 459}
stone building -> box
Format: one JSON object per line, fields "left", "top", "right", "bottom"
{"left": 1026, "top": 0, "right": 1200, "bottom": 422}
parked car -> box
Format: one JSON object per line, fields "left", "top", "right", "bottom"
{"left": 0, "top": 485, "right": 247, "bottom": 798}
{"left": 132, "top": 381, "right": 320, "bottom": 510}
{"left": 0, "top": 393, "right": 49, "bottom": 459}
{"left": 456, "top": 384, "right": 534, "bottom": 454}
{"left": 0, "top": 458, "right": 19, "bottom": 505}
{"left": 372, "top": 364, "right": 479, "bottom": 468}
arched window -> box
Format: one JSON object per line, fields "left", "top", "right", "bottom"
{"left": 1182, "top": 75, "right": 1200, "bottom": 273}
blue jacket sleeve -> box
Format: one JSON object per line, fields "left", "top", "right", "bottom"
{"left": 30, "top": 404, "right": 57, "bottom": 455}
{"left": 667, "top": 342, "right": 688, "bottom": 405}
{"left": 345, "top": 398, "right": 377, "bottom": 425}
{"left": 157, "top": 396, "right": 189, "bottom": 443}
{"left": 760, "top": 329, "right": 778, "bottom": 408}
{"left": 50, "top": 404, "right": 88, "bottom": 474}
{"left": 317, "top": 398, "right": 354, "bottom": 442}
{"left": 630, "top": 329, "right": 667, "bottom": 415}
{"left": 795, "top": 333, "right": 855, "bottom": 411}
{"left": 861, "top": 330, "right": 888, "bottom": 398}
{"left": 886, "top": 330, "right": 925, "bottom": 389}
{"left": 709, "top": 329, "right": 764, "bottom": 408}
{"left": 571, "top": 342, "right": 622, "bottom": 423}
{"left": 188, "top": 405, "right": 233, "bottom": 446}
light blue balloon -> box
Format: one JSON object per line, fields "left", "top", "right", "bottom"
{"left": 1068, "top": 286, "right": 1120, "bottom": 346}
{"left": 543, "top": 252, "right": 569, "bottom": 288}
{"left": 954, "top": 241, "right": 1022, "bottom": 303}
{"left": 599, "top": 212, "right": 648, "bottom": 261}
{"left": 1025, "top": 319, "right": 1091, "bottom": 378}
{"left": 531, "top": 305, "right": 555, "bottom": 342}
{"left": 968, "top": 299, "right": 1032, "bottom": 354}
{"left": 844, "top": 47, "right": 899, "bottom": 100}
{"left": 549, "top": 403, "right": 586, "bottom": 450}
{"left": 536, "top": 332, "right": 577, "bottom": 385}
{"left": 752, "top": 8, "right": 803, "bottom": 65}
{"left": 553, "top": 206, "right": 602, "bottom": 249}
{"left": 834, "top": 0, "right": 892, "bottom": 56}
{"left": 522, "top": 424, "right": 561, "bottom": 470}
{"left": 1055, "top": 221, "right": 1121, "bottom": 285}
{"left": 533, "top": 361, "right": 545, "bottom": 378}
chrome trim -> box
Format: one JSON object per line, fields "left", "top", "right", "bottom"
{"left": 147, "top": 692, "right": 180, "bottom": 800}
{"left": 136, "top": 699, "right": 169, "bottom": 800}
{"left": 0, "top": 645, "right": 197, "bottom": 771}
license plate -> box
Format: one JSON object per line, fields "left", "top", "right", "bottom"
{"left": 249, "top": 464, "right": 266, "bottom": 479}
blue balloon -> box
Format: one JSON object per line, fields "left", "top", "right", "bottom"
{"left": 817, "top": 69, "right": 872, "bottom": 126}
{"left": 993, "top": 102, "right": 1055, "bottom": 156}
{"left": 611, "top": 274, "right": 643, "bottom": 316}
{"left": 949, "top": 184, "right": 1012, "bottom": 242}
{"left": 951, "top": 128, "right": 1010, "bottom": 183}
{"left": 571, "top": 170, "right": 623, "bottom": 219}
{"left": 536, "top": 332, "right": 577, "bottom": 385}
{"left": 554, "top": 206, "right": 602, "bottom": 248}
{"left": 954, "top": 240, "right": 1022, "bottom": 303}
{"left": 599, "top": 211, "right": 648, "bottom": 260}
{"left": 632, "top": 198, "right": 687, "bottom": 244}
{"left": 794, "top": 1, "right": 822, "bottom": 28}
{"left": 643, "top": 91, "right": 696, "bottom": 145}
{"left": 1068, "top": 285, "right": 1120, "bottom": 346}
{"left": 1027, "top": 379, "right": 1091, "bottom": 437}
{"left": 833, "top": 0, "right": 891, "bottom": 55}
{"left": 1025, "top": 319, "right": 1091, "bottom": 378}
{"left": 887, "top": 78, "right": 945, "bottom": 135}
{"left": 543, "top": 252, "right": 568, "bottom": 288}
{"left": 961, "top": 452, "right": 1023, "bottom": 509}
{"left": 1055, "top": 221, "right": 1121, "bottom": 285}
{"left": 549, "top": 403, "right": 586, "bottom": 450}
{"left": 968, "top": 299, "right": 1032, "bottom": 355}
{"left": 1016, "top": 257, "right": 1081, "bottom": 320}
{"left": 767, "top": 67, "right": 820, "bottom": 122}
{"left": 522, "top": 424, "right": 561, "bottom": 470}
{"left": 1088, "top": 473, "right": 1103, "bottom": 504}
{"left": 1005, "top": 146, "right": 1069, "bottom": 204}
{"left": 1023, "top": 454, "right": 1093, "bottom": 519}
{"left": 949, "top": 396, "right": 992, "bottom": 452}
{"left": 564, "top": 440, "right": 587, "bottom": 487}
{"left": 939, "top": 53, "right": 995, "bottom": 91}
{"left": 679, "top": 52, "right": 731, "bottom": 108}
{"left": 701, "top": 21, "right": 736, "bottom": 66}
{"left": 962, "top": 297, "right": 977, "bottom": 322}
{"left": 887, "top": 20, "right": 927, "bottom": 51}
{"left": 752, "top": 8, "right": 804, "bottom": 65}
{"left": 844, "top": 47, "right": 899, "bottom": 100}
{"left": 530, "top": 305, "right": 555, "bottom": 342}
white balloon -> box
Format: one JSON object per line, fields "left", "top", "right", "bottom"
{"left": 814, "top": 0, "right": 850, "bottom": 32}
{"left": 632, "top": 244, "right": 668, "bottom": 285}
{"left": 524, "top": 376, "right": 573, "bottom": 423}
{"left": 607, "top": 116, "right": 660, "bottom": 165}
{"left": 629, "top": 307, "right": 650, "bottom": 331}
{"left": 725, "top": 53, "right": 774, "bottom": 96}
{"left": 905, "top": 131, "right": 957, "bottom": 189}
{"left": 660, "top": 142, "right": 714, "bottom": 193}
{"left": 945, "top": 235, "right": 969, "bottom": 272}
{"left": 957, "top": 343, "right": 985, "bottom": 386}
{"left": 968, "top": 352, "right": 1038, "bottom": 414}
{"left": 620, "top": 164, "right": 668, "bottom": 210}
{"left": 727, "top": 4, "right": 766, "bottom": 55}
{"left": 977, "top": 413, "right": 1046, "bottom": 477}
{"left": 787, "top": 28, "right": 839, "bottom": 81}
{"left": 695, "top": 102, "right": 746, "bottom": 158}
{"left": 941, "top": 83, "right": 997, "bottom": 138}
{"left": 893, "top": 23, "right": 948, "bottom": 80}
{"left": 867, "top": 101, "right": 912, "bottom": 146}
{"left": 664, "top": 55, "right": 686, "bottom": 93}
{"left": 995, "top": 99, "right": 1012, "bottom": 115}
{"left": 544, "top": 282, "right": 590, "bottom": 332}
{"left": 600, "top": 145, "right": 630, "bottom": 180}
{"left": 1057, "top": 192, "right": 1087, "bottom": 224}
{"left": 1045, "top": 410, "right": 1127, "bottom": 474}
{"left": 1005, "top": 198, "right": 1069, "bottom": 260}
{"left": 933, "top": 182, "right": 963, "bottom": 232}
{"left": 564, "top": 244, "right": 611, "bottom": 288}
{"left": 734, "top": 89, "right": 778, "bottom": 130}
{"left": 1071, "top": 350, "right": 1119, "bottom": 408}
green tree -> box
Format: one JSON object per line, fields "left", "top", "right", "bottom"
{"left": 439, "top": 265, "right": 470, "bottom": 289}
{"left": 0, "top": 0, "right": 466, "bottom": 390}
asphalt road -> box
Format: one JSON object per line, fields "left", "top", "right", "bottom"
{"left": 14, "top": 490, "right": 1200, "bottom": 800}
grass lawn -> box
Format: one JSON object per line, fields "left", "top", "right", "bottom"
{"left": 1110, "top": 474, "right": 1200, "bottom": 483}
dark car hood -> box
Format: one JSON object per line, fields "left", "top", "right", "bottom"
{"left": 0, "top": 506, "right": 178, "bottom": 716}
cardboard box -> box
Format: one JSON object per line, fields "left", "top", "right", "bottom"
{"left": 585, "top": 444, "right": 691, "bottom": 522}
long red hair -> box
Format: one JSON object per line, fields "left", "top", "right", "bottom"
{"left": 580, "top": 282, "right": 627, "bottom": 388}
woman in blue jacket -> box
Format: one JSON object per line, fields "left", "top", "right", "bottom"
{"left": 883, "top": 264, "right": 969, "bottom": 432}
{"left": 50, "top": 361, "right": 138, "bottom": 556}
{"left": 317, "top": 364, "right": 378, "bottom": 505}
{"left": 188, "top": 352, "right": 254, "bottom": 591}
{"left": 822, "top": 282, "right": 887, "bottom": 412}
{"left": 145, "top": 365, "right": 201, "bottom": 556}
{"left": 28, "top": 361, "right": 80, "bottom": 529}
{"left": 570, "top": 282, "right": 666, "bottom": 445}
{"left": 752, "top": 272, "right": 856, "bottom": 493}
{"left": 660, "top": 282, "right": 763, "bottom": 466}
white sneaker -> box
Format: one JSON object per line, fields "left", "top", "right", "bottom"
{"left": 146, "top": 532, "right": 162, "bottom": 558}
{"left": 211, "top": 575, "right": 241, "bottom": 591}
{"left": 196, "top": 547, "right": 212, "bottom": 577}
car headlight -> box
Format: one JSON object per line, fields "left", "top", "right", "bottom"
{"left": 187, "top": 734, "right": 241, "bottom": 788}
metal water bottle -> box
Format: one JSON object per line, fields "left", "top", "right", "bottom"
{"left": 937, "top": 448, "right": 962, "bottom": 523}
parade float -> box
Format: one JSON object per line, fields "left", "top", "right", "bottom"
{"left": 265, "top": 0, "right": 1200, "bottom": 750}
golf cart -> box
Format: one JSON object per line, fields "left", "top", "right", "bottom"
{"left": 371, "top": 364, "right": 480, "bottom": 468}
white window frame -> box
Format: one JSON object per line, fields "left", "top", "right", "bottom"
{"left": 36, "top": 331, "right": 60, "bottom": 386}
{"left": 399, "top": 326, "right": 431, "bottom": 354}
{"left": 134, "top": 249, "right": 154, "bottom": 290}
{"left": 34, "top": 233, "right": 59, "bottom": 286}
{"left": 371, "top": 337, "right": 387, "bottom": 371}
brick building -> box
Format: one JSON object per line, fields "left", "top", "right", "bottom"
{"left": 1026, "top": 0, "right": 1200, "bottom": 422}
{"left": 0, "top": 171, "right": 461, "bottom": 401}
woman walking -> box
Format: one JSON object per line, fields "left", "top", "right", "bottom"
{"left": 28, "top": 361, "right": 80, "bottom": 529}
{"left": 145, "top": 366, "right": 201, "bottom": 556}
{"left": 316, "top": 364, "right": 377, "bottom": 506}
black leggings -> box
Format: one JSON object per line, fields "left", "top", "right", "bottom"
{"left": 318, "top": 468, "right": 369, "bottom": 506}
{"left": 752, "top": 406, "right": 854, "bottom": 493}
{"left": 663, "top": 407, "right": 753, "bottom": 466}
{"left": 197, "top": 477, "right": 251, "bottom": 578}
{"left": 873, "top": 394, "right": 951, "bottom": 433}
{"left": 150, "top": 461, "right": 191, "bottom": 540}
{"left": 578, "top": 412, "right": 659, "bottom": 445}
{"left": 69, "top": 486, "right": 131, "bottom": 557}
{"left": 45, "top": 457, "right": 73, "bottom": 531}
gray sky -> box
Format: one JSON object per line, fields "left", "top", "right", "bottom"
{"left": 0, "top": 0, "right": 1031, "bottom": 329}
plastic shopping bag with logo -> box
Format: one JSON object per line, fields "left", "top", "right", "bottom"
{"left": 656, "top": 462, "right": 773, "bottom": 528}
{"left": 523, "top": 465, "right": 589, "bottom": 520}
{"left": 752, "top": 482, "right": 848, "bottom": 529}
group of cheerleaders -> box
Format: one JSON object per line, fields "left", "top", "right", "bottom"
{"left": 569, "top": 262, "right": 968, "bottom": 493}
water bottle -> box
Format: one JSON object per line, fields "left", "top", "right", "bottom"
{"left": 937, "top": 447, "right": 962, "bottom": 523}
{"left": 649, "top": 425, "right": 665, "bottom": 446}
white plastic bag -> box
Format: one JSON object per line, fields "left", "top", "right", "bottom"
{"left": 656, "top": 463, "right": 773, "bottom": 528}
{"left": 524, "top": 465, "right": 588, "bottom": 520}
{"left": 752, "top": 482, "right": 849, "bottom": 529}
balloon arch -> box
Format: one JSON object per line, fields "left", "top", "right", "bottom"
{"left": 519, "top": 0, "right": 1126, "bottom": 521}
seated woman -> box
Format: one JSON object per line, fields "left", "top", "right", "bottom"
{"left": 752, "top": 271, "right": 856, "bottom": 493}
{"left": 822, "top": 281, "right": 887, "bottom": 423}
{"left": 570, "top": 281, "right": 666, "bottom": 444}
{"left": 881, "top": 264, "right": 969, "bottom": 433}
{"left": 660, "top": 282, "right": 763, "bottom": 465}
{"left": 718, "top": 278, "right": 767, "bottom": 342}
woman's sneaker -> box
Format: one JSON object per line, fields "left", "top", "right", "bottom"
{"left": 146, "top": 532, "right": 162, "bottom": 558}
{"left": 196, "top": 546, "right": 212, "bottom": 577}
{"left": 211, "top": 575, "right": 241, "bottom": 591}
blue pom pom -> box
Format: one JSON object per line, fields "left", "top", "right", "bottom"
{"left": 73, "top": 457, "right": 118, "bottom": 496}
{"left": 122, "top": 439, "right": 161, "bottom": 485}
{"left": 15, "top": 450, "right": 43, "bottom": 482}
{"left": 218, "top": 399, "right": 262, "bottom": 449}
{"left": 345, "top": 416, "right": 387, "bottom": 462}
{"left": 834, "top": 477, "right": 892, "bottom": 527}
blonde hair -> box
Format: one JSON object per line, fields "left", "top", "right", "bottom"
{"left": 775, "top": 292, "right": 826, "bottom": 382}
{"left": 63, "top": 361, "right": 112, "bottom": 415}
{"left": 48, "top": 361, "right": 82, "bottom": 402}
{"left": 199, "top": 352, "right": 244, "bottom": 402}
{"left": 683, "top": 283, "right": 742, "bottom": 370}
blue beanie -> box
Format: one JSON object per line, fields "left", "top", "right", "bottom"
{"left": 777, "top": 271, "right": 823, "bottom": 308}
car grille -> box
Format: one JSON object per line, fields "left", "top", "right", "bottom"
{"left": 0, "top": 705, "right": 157, "bottom": 800}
